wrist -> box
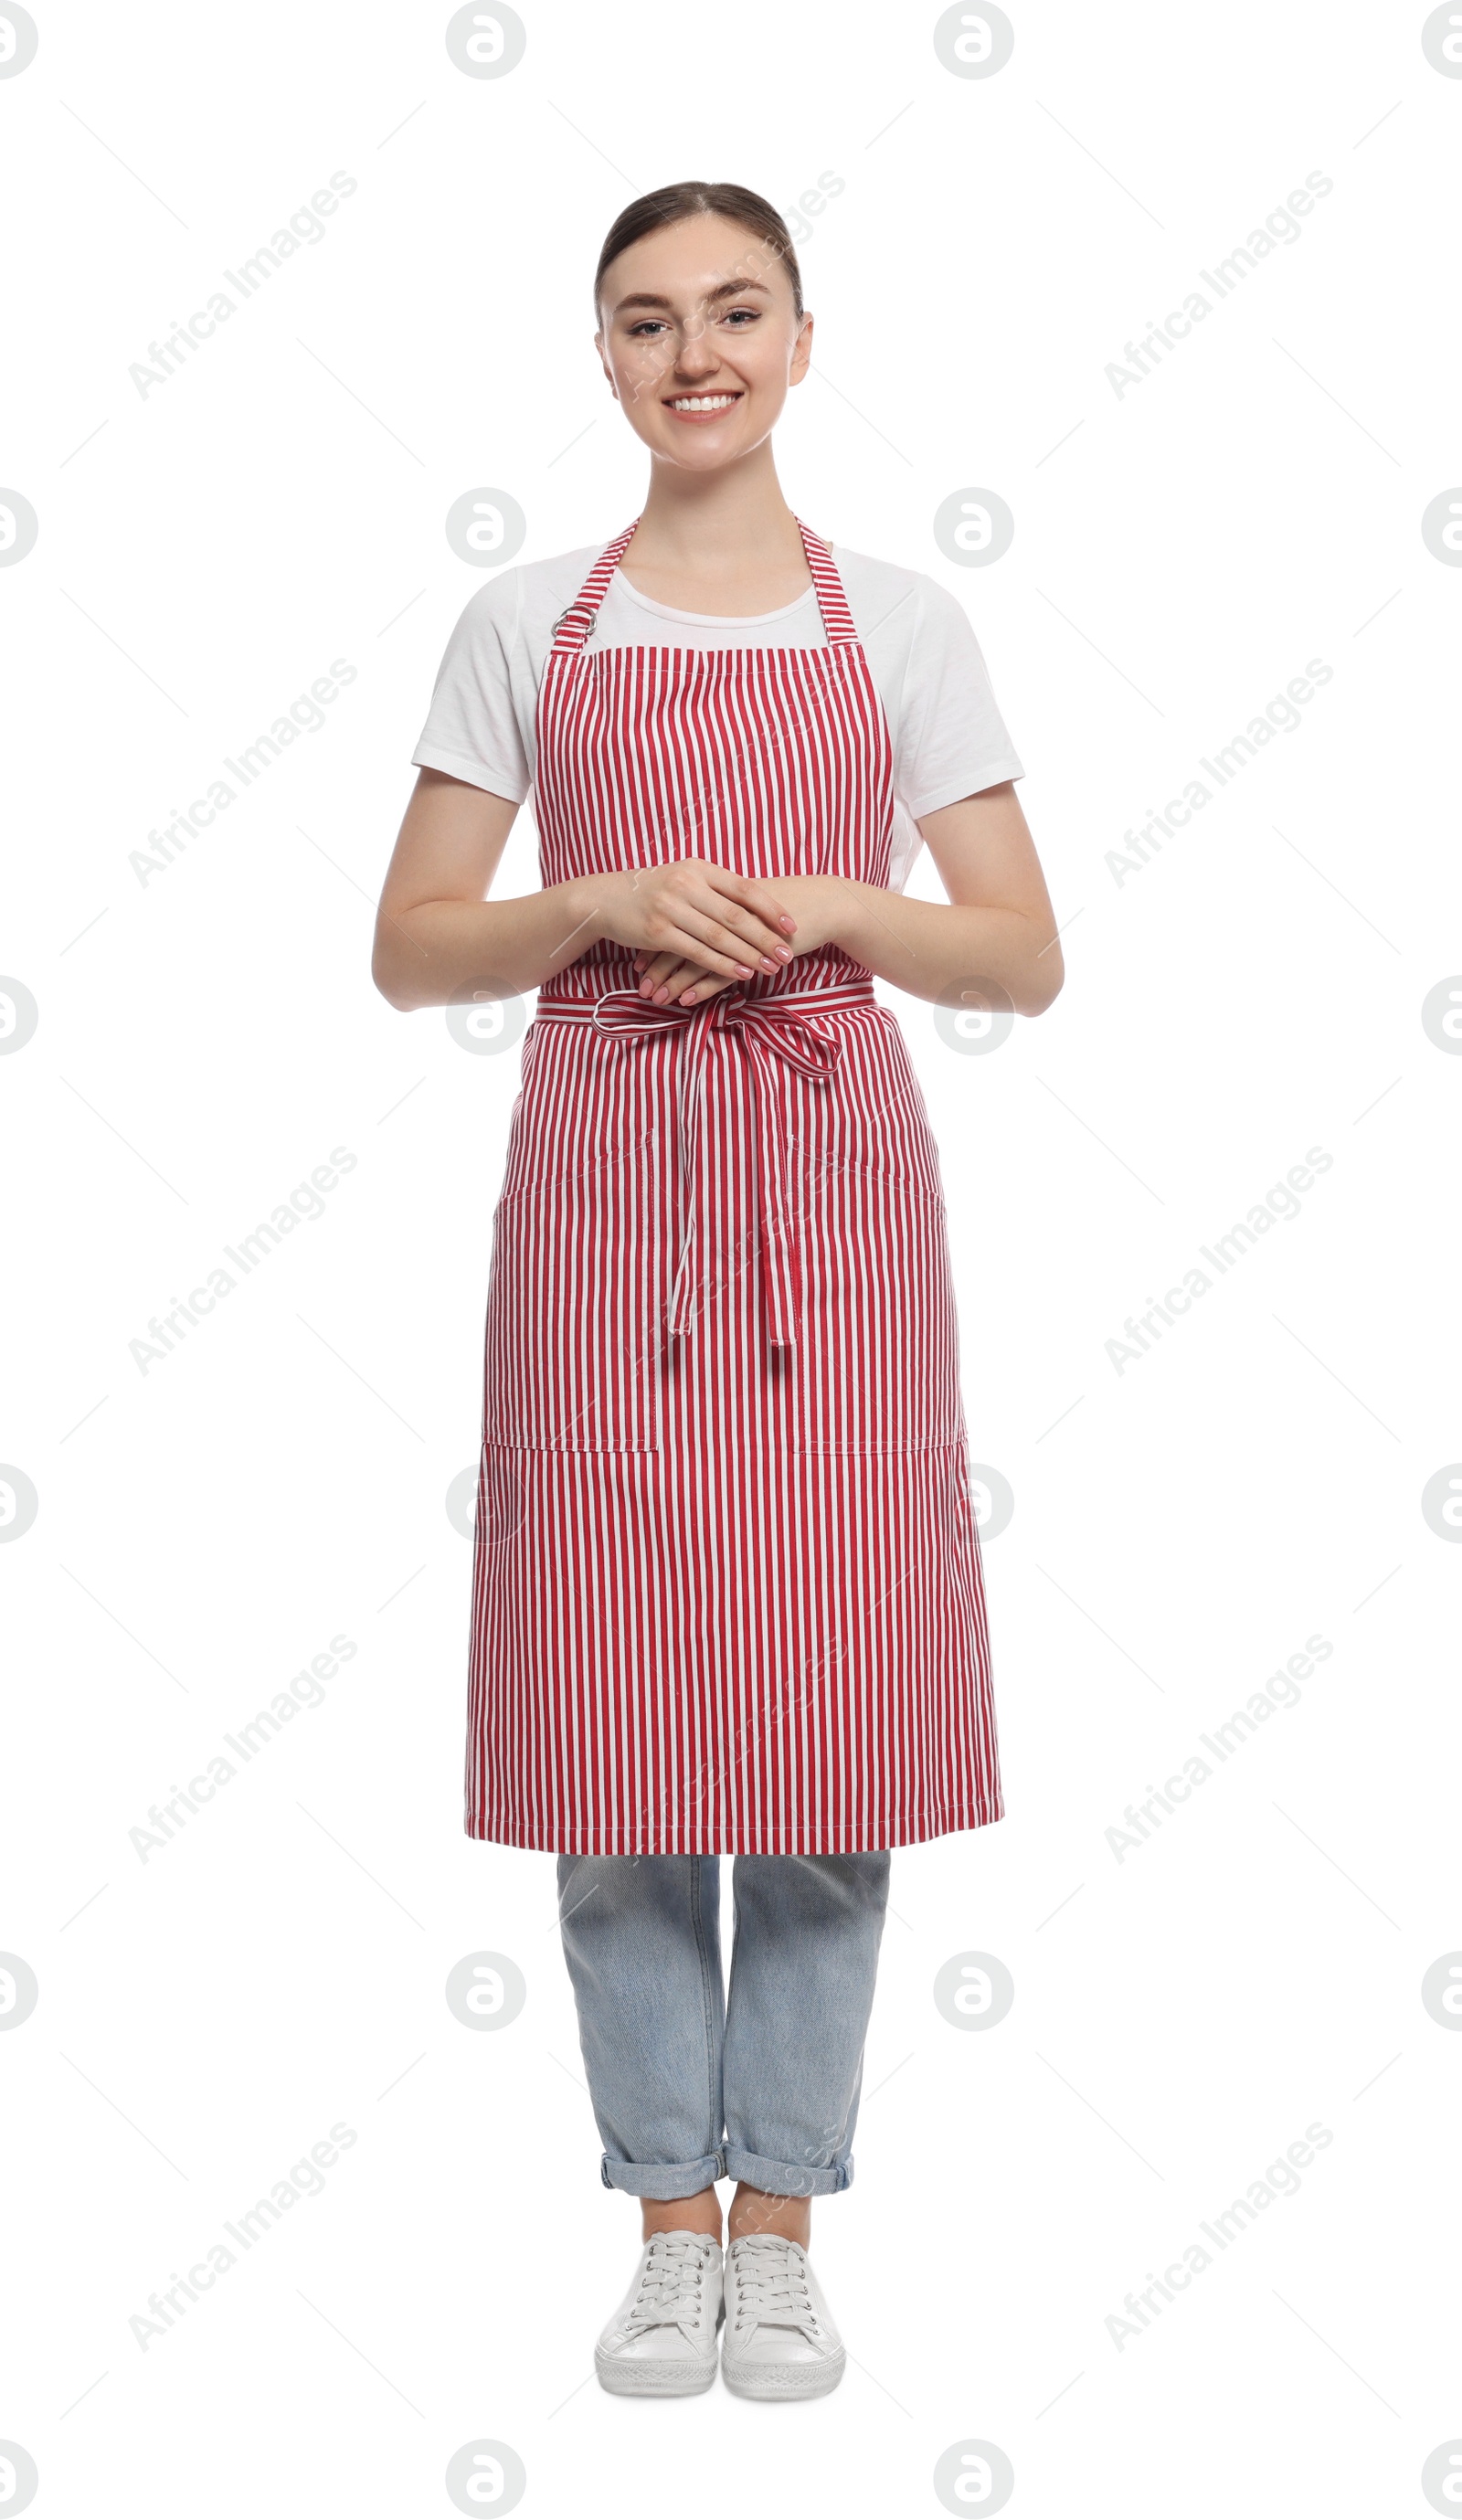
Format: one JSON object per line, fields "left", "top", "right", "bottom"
{"left": 823, "top": 875, "right": 875, "bottom": 956}
{"left": 564, "top": 869, "right": 615, "bottom": 949}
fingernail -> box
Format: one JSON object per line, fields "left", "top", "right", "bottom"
{"left": 776, "top": 946, "right": 793, "bottom": 960}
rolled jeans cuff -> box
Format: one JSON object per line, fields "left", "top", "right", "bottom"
{"left": 722, "top": 2144, "right": 852, "bottom": 2197}
{"left": 599, "top": 2148, "right": 726, "bottom": 2198}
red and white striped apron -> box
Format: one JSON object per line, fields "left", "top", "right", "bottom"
{"left": 466, "top": 517, "right": 1002, "bottom": 1854}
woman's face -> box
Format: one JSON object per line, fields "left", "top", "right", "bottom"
{"left": 596, "top": 212, "right": 811, "bottom": 470}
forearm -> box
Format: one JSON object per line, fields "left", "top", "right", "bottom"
{"left": 373, "top": 875, "right": 608, "bottom": 1011}
{"left": 831, "top": 881, "right": 1064, "bottom": 1017}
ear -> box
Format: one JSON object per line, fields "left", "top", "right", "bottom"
{"left": 789, "top": 310, "right": 815, "bottom": 386}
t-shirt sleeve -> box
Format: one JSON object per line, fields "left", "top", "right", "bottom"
{"left": 895, "top": 577, "right": 1025, "bottom": 821}
{"left": 410, "top": 573, "right": 530, "bottom": 802}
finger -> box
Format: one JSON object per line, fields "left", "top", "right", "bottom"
{"left": 642, "top": 958, "right": 732, "bottom": 1005}
{"left": 652, "top": 887, "right": 795, "bottom": 976}
{"left": 675, "top": 908, "right": 796, "bottom": 977}
{"left": 634, "top": 950, "right": 697, "bottom": 994}
{"left": 639, "top": 955, "right": 691, "bottom": 998}
{"left": 652, "top": 869, "right": 796, "bottom": 972}
{"left": 703, "top": 867, "right": 800, "bottom": 942}
{"left": 638, "top": 917, "right": 762, "bottom": 983}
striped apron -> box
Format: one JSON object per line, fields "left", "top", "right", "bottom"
{"left": 466, "top": 517, "right": 1003, "bottom": 1854}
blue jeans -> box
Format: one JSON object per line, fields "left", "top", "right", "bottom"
{"left": 556, "top": 1853, "right": 891, "bottom": 2199}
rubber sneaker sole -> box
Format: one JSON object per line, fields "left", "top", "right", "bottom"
{"left": 720, "top": 2342, "right": 846, "bottom": 2400}
{"left": 594, "top": 2340, "right": 720, "bottom": 2398}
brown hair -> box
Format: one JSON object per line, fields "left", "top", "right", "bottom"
{"left": 594, "top": 182, "right": 805, "bottom": 324}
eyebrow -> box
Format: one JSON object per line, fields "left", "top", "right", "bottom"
{"left": 611, "top": 277, "right": 774, "bottom": 316}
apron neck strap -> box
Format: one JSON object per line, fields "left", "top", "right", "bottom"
{"left": 548, "top": 514, "right": 861, "bottom": 654}
{"left": 793, "top": 517, "right": 859, "bottom": 644}
{"left": 549, "top": 516, "right": 643, "bottom": 655}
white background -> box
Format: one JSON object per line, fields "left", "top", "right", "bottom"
{"left": 3, "top": 2, "right": 1460, "bottom": 2514}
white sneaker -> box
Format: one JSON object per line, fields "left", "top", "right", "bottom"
{"left": 594, "top": 2229, "right": 724, "bottom": 2397}
{"left": 720, "top": 2233, "right": 846, "bottom": 2399}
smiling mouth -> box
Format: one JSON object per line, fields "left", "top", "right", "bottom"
{"left": 664, "top": 392, "right": 744, "bottom": 415}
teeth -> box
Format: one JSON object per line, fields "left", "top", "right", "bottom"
{"left": 670, "top": 395, "right": 739, "bottom": 411}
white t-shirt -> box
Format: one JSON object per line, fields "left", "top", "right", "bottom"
{"left": 411, "top": 542, "right": 1025, "bottom": 893}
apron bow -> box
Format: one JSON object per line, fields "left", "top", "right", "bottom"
{"left": 588, "top": 981, "right": 855, "bottom": 1347}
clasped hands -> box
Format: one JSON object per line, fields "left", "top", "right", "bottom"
{"left": 599, "top": 859, "right": 845, "bottom": 1009}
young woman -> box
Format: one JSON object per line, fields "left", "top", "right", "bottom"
{"left": 373, "top": 181, "right": 1063, "bottom": 2402}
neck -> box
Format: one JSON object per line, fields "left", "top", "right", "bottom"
{"left": 630, "top": 447, "right": 805, "bottom": 569}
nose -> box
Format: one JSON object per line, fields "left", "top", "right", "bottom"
{"left": 672, "top": 322, "right": 721, "bottom": 380}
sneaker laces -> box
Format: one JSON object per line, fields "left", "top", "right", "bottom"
{"left": 625, "top": 2231, "right": 714, "bottom": 2334}
{"left": 728, "top": 2234, "right": 816, "bottom": 2333}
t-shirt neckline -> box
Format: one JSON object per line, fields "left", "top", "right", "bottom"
{"left": 609, "top": 562, "right": 831, "bottom": 630}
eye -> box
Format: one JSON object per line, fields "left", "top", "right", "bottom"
{"left": 723, "top": 307, "right": 760, "bottom": 325}
{"left": 627, "top": 319, "right": 669, "bottom": 338}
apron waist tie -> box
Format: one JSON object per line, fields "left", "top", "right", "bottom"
{"left": 534, "top": 978, "right": 878, "bottom": 1348}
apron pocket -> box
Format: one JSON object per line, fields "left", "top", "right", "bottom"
{"left": 792, "top": 1164, "right": 964, "bottom": 1455}
{"left": 482, "top": 1133, "right": 660, "bottom": 1452}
